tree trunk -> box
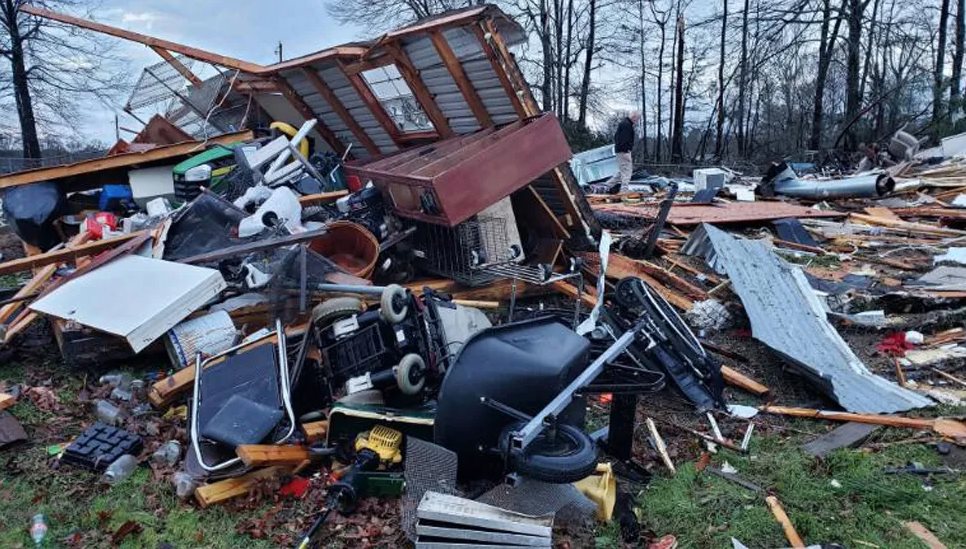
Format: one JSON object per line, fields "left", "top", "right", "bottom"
{"left": 934, "top": 0, "right": 952, "bottom": 133}
{"left": 953, "top": 0, "right": 965, "bottom": 110}
{"left": 563, "top": 0, "right": 574, "bottom": 119}
{"left": 843, "top": 0, "right": 866, "bottom": 152}
{"left": 654, "top": 19, "right": 666, "bottom": 161}
{"left": 540, "top": 0, "right": 553, "bottom": 112}
{"left": 670, "top": 16, "right": 685, "bottom": 162}
{"left": 809, "top": 0, "right": 843, "bottom": 151}
{"left": 715, "top": 0, "right": 728, "bottom": 159}
{"left": 638, "top": 0, "right": 648, "bottom": 158}
{"left": 3, "top": 0, "right": 41, "bottom": 160}
{"left": 736, "top": 0, "right": 750, "bottom": 157}
{"left": 577, "top": 0, "right": 596, "bottom": 127}
{"left": 858, "top": 0, "right": 880, "bottom": 105}
{"left": 554, "top": 0, "right": 564, "bottom": 118}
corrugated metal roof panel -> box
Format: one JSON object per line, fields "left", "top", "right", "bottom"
{"left": 682, "top": 224, "right": 933, "bottom": 413}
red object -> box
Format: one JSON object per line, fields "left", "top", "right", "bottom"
{"left": 278, "top": 476, "right": 311, "bottom": 498}
{"left": 877, "top": 332, "right": 914, "bottom": 357}
{"left": 347, "top": 113, "right": 572, "bottom": 227}
{"left": 84, "top": 212, "right": 118, "bottom": 239}
{"left": 648, "top": 535, "right": 678, "bottom": 549}
{"left": 598, "top": 393, "right": 613, "bottom": 404}
{"left": 345, "top": 174, "right": 363, "bottom": 193}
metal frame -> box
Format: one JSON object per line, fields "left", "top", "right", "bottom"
{"left": 190, "top": 320, "right": 295, "bottom": 472}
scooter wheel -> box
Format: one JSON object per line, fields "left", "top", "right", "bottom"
{"left": 311, "top": 297, "right": 364, "bottom": 329}
{"left": 394, "top": 353, "right": 426, "bottom": 395}
{"left": 498, "top": 421, "right": 598, "bottom": 483}
{"left": 379, "top": 284, "right": 408, "bottom": 324}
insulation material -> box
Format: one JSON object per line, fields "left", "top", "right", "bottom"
{"left": 683, "top": 224, "right": 932, "bottom": 413}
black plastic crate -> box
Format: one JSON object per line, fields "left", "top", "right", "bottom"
{"left": 62, "top": 423, "right": 143, "bottom": 471}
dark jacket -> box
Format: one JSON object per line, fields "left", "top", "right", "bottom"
{"left": 614, "top": 117, "right": 635, "bottom": 153}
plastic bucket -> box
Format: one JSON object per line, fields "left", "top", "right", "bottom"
{"left": 309, "top": 221, "right": 380, "bottom": 279}
{"left": 165, "top": 310, "right": 237, "bottom": 369}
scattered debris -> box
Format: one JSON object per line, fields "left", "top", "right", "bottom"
{"left": 802, "top": 423, "right": 880, "bottom": 458}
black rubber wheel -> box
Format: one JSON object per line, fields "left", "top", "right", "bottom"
{"left": 498, "top": 421, "right": 598, "bottom": 483}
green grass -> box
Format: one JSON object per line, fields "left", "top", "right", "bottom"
{"left": 635, "top": 422, "right": 966, "bottom": 548}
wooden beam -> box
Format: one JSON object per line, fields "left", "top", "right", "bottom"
{"left": 150, "top": 46, "right": 202, "bottom": 86}
{"left": 298, "top": 190, "right": 349, "bottom": 206}
{"left": 384, "top": 43, "right": 453, "bottom": 138}
{"left": 765, "top": 496, "right": 805, "bottom": 548}
{"left": 302, "top": 420, "right": 328, "bottom": 443}
{"left": 758, "top": 405, "right": 966, "bottom": 442}
{"left": 338, "top": 61, "right": 403, "bottom": 145}
{"left": 194, "top": 466, "right": 290, "bottom": 507}
{"left": 301, "top": 68, "right": 381, "bottom": 156}
{"left": 1, "top": 130, "right": 253, "bottom": 189}
{"left": 22, "top": 5, "right": 265, "bottom": 74}
{"left": 721, "top": 365, "right": 770, "bottom": 397}
{"left": 236, "top": 445, "right": 311, "bottom": 467}
{"left": 483, "top": 18, "right": 539, "bottom": 116}
{"left": 429, "top": 31, "right": 493, "bottom": 127}
{"left": 0, "top": 232, "right": 144, "bottom": 277}
{"left": 234, "top": 79, "right": 280, "bottom": 94}
{"left": 274, "top": 77, "right": 348, "bottom": 157}
{"left": 470, "top": 24, "right": 527, "bottom": 119}
{"left": 0, "top": 393, "right": 16, "bottom": 411}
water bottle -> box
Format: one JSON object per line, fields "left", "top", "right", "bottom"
{"left": 151, "top": 441, "right": 181, "bottom": 466}
{"left": 29, "top": 514, "right": 47, "bottom": 545}
{"left": 172, "top": 471, "right": 198, "bottom": 500}
{"left": 101, "top": 454, "right": 138, "bottom": 485}
{"left": 95, "top": 400, "right": 122, "bottom": 426}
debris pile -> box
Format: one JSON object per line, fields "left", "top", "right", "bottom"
{"left": 0, "top": 5, "right": 964, "bottom": 548}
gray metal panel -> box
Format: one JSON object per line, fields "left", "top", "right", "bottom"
{"left": 443, "top": 27, "right": 518, "bottom": 127}
{"left": 279, "top": 68, "right": 369, "bottom": 155}
{"left": 682, "top": 224, "right": 934, "bottom": 414}
{"left": 403, "top": 35, "right": 481, "bottom": 134}
{"left": 315, "top": 64, "right": 397, "bottom": 153}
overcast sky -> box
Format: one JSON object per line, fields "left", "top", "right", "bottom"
{"left": 83, "top": 0, "right": 365, "bottom": 144}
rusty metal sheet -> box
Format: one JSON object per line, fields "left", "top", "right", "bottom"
{"left": 348, "top": 113, "right": 571, "bottom": 226}
{"left": 593, "top": 201, "right": 845, "bottom": 226}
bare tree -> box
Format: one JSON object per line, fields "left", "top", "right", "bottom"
{"left": 715, "top": 0, "right": 728, "bottom": 158}
{"left": 953, "top": 0, "right": 965, "bottom": 108}
{"left": 933, "top": 0, "right": 951, "bottom": 132}
{"left": 326, "top": 0, "right": 471, "bottom": 31}
{"left": 670, "top": 15, "right": 685, "bottom": 161}
{"left": 0, "top": 0, "right": 124, "bottom": 161}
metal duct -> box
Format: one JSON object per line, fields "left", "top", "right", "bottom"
{"left": 763, "top": 162, "right": 895, "bottom": 199}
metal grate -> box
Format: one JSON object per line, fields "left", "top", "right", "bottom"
{"left": 400, "top": 437, "right": 461, "bottom": 541}
{"left": 411, "top": 217, "right": 513, "bottom": 286}
{"left": 125, "top": 54, "right": 195, "bottom": 111}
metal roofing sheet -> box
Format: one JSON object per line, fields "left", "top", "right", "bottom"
{"left": 682, "top": 223, "right": 933, "bottom": 414}
{"left": 593, "top": 201, "right": 846, "bottom": 226}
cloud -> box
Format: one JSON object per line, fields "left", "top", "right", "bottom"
{"left": 120, "top": 11, "right": 160, "bottom": 29}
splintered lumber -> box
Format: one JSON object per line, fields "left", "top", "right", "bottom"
{"left": 863, "top": 206, "right": 903, "bottom": 221}
{"left": 550, "top": 279, "right": 597, "bottom": 309}
{"left": 301, "top": 420, "right": 328, "bottom": 442}
{"left": 765, "top": 495, "right": 805, "bottom": 548}
{"left": 759, "top": 405, "right": 966, "bottom": 444}
{"left": 720, "top": 365, "right": 770, "bottom": 397}
{"left": 0, "top": 393, "right": 16, "bottom": 411}
{"left": 579, "top": 252, "right": 693, "bottom": 311}
{"left": 849, "top": 213, "right": 966, "bottom": 237}
{"left": 0, "top": 264, "right": 56, "bottom": 325}
{"left": 0, "top": 231, "right": 145, "bottom": 277}
{"left": 194, "top": 466, "right": 289, "bottom": 507}
{"left": 645, "top": 417, "right": 675, "bottom": 473}
{"left": 236, "top": 445, "right": 311, "bottom": 467}
{"left": 297, "top": 190, "right": 349, "bottom": 206}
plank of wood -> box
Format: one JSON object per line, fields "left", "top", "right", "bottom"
{"left": 850, "top": 212, "right": 966, "bottom": 237}
{"left": 297, "top": 191, "right": 349, "bottom": 206}
{"left": 720, "top": 365, "right": 770, "bottom": 397}
{"left": 384, "top": 42, "right": 453, "bottom": 138}
{"left": 802, "top": 422, "right": 880, "bottom": 457}
{"left": 0, "top": 232, "right": 144, "bottom": 277}
{"left": 0, "top": 393, "right": 16, "bottom": 411}
{"left": 469, "top": 24, "right": 527, "bottom": 118}
{"left": 550, "top": 280, "right": 598, "bottom": 309}
{"left": 903, "top": 521, "right": 948, "bottom": 549}
{"left": 579, "top": 252, "right": 694, "bottom": 311}
{"left": 863, "top": 206, "right": 903, "bottom": 221}
{"left": 765, "top": 495, "right": 805, "bottom": 548}
{"left": 236, "top": 445, "right": 311, "bottom": 467}
{"left": 338, "top": 62, "right": 402, "bottom": 145}
{"left": 0, "top": 264, "right": 56, "bottom": 325}
{"left": 645, "top": 417, "right": 675, "bottom": 473}
{"left": 759, "top": 405, "right": 966, "bottom": 443}
{"left": 301, "top": 420, "right": 328, "bottom": 443}
{"left": 194, "top": 466, "right": 289, "bottom": 507}
{"left": 0, "top": 130, "right": 253, "bottom": 189}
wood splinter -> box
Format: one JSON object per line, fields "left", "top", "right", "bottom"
{"left": 645, "top": 417, "right": 676, "bottom": 473}
{"left": 765, "top": 495, "right": 805, "bottom": 548}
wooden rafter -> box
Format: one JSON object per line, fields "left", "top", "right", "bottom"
{"left": 22, "top": 5, "right": 264, "bottom": 73}
{"left": 150, "top": 46, "right": 202, "bottom": 86}
{"left": 384, "top": 42, "right": 453, "bottom": 138}
{"left": 301, "top": 68, "right": 381, "bottom": 156}
{"left": 483, "top": 18, "right": 539, "bottom": 116}
{"left": 470, "top": 24, "right": 527, "bottom": 119}
{"left": 274, "top": 77, "right": 349, "bottom": 157}
{"left": 429, "top": 30, "right": 493, "bottom": 127}
{"left": 337, "top": 61, "right": 402, "bottom": 146}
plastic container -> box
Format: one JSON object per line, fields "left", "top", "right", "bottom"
{"left": 165, "top": 310, "right": 237, "bottom": 369}
{"left": 101, "top": 454, "right": 138, "bottom": 485}
{"left": 29, "top": 514, "right": 47, "bottom": 546}
{"left": 95, "top": 400, "right": 123, "bottom": 426}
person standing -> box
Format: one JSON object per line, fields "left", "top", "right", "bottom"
{"left": 607, "top": 111, "right": 640, "bottom": 193}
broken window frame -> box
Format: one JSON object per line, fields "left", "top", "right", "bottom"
{"left": 359, "top": 63, "right": 436, "bottom": 136}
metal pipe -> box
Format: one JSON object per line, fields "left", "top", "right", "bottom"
{"left": 774, "top": 172, "right": 895, "bottom": 199}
